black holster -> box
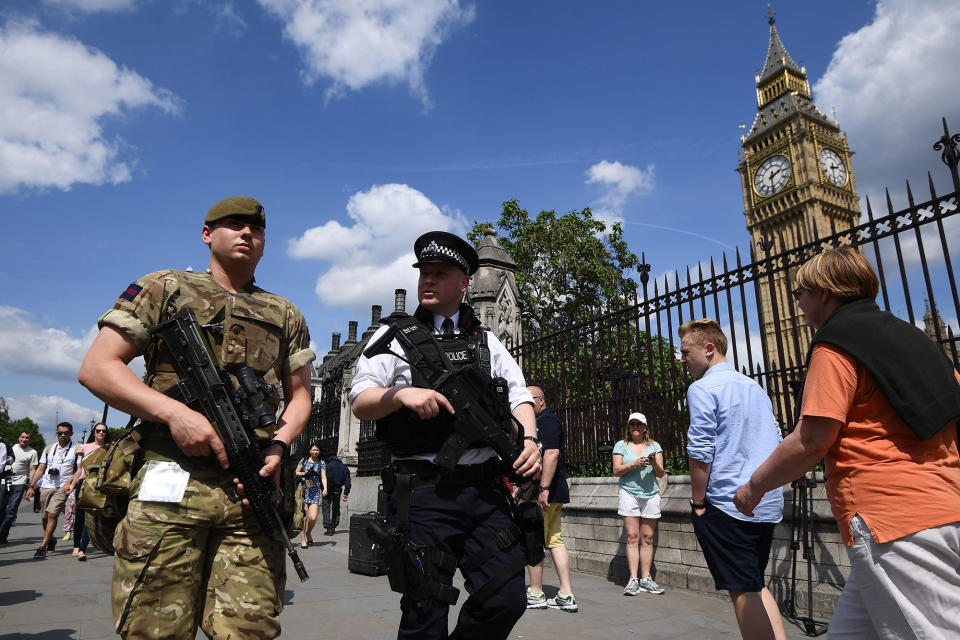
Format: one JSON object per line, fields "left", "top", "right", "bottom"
{"left": 515, "top": 500, "right": 546, "bottom": 566}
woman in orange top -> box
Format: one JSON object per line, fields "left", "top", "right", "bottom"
{"left": 733, "top": 248, "right": 960, "bottom": 639}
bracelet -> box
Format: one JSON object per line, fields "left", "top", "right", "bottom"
{"left": 689, "top": 500, "right": 706, "bottom": 510}
{"left": 264, "top": 439, "right": 289, "bottom": 455}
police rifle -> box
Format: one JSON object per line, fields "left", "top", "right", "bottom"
{"left": 153, "top": 308, "right": 309, "bottom": 582}
{"left": 364, "top": 318, "right": 530, "bottom": 481}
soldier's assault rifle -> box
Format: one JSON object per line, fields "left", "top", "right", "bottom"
{"left": 153, "top": 308, "right": 309, "bottom": 582}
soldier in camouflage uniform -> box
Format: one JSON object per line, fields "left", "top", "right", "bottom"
{"left": 78, "top": 197, "right": 315, "bottom": 639}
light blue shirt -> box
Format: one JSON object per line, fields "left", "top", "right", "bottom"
{"left": 686, "top": 362, "right": 784, "bottom": 522}
{"left": 613, "top": 440, "right": 663, "bottom": 499}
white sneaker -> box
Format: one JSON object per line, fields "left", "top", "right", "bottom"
{"left": 546, "top": 593, "right": 578, "bottom": 612}
{"left": 526, "top": 587, "right": 547, "bottom": 609}
{"left": 637, "top": 577, "right": 665, "bottom": 594}
{"left": 623, "top": 577, "right": 640, "bottom": 596}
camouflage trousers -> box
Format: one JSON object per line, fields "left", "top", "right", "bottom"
{"left": 113, "top": 464, "right": 285, "bottom": 639}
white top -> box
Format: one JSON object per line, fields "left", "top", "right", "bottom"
{"left": 349, "top": 313, "right": 533, "bottom": 464}
{"left": 38, "top": 441, "right": 79, "bottom": 489}
{"left": 10, "top": 444, "right": 39, "bottom": 485}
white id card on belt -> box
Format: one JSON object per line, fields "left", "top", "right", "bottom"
{"left": 138, "top": 460, "right": 191, "bottom": 503}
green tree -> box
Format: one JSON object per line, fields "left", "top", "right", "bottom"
{"left": 470, "top": 201, "right": 691, "bottom": 472}
{"left": 0, "top": 415, "right": 46, "bottom": 453}
{"left": 469, "top": 200, "right": 641, "bottom": 329}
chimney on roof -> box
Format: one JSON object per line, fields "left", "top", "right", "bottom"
{"left": 331, "top": 332, "right": 341, "bottom": 351}
{"left": 346, "top": 321, "right": 358, "bottom": 344}
{"left": 395, "top": 289, "right": 406, "bottom": 313}
{"left": 371, "top": 304, "right": 382, "bottom": 325}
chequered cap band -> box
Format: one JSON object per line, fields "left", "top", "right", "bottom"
{"left": 420, "top": 240, "right": 469, "bottom": 272}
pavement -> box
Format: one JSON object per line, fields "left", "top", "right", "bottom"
{"left": 0, "top": 504, "right": 817, "bottom": 639}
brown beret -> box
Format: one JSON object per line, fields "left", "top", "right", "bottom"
{"left": 205, "top": 196, "right": 266, "bottom": 227}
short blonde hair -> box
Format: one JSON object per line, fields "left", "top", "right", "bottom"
{"left": 795, "top": 247, "right": 879, "bottom": 300}
{"left": 678, "top": 318, "right": 728, "bottom": 356}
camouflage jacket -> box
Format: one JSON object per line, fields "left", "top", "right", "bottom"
{"left": 99, "top": 269, "right": 315, "bottom": 440}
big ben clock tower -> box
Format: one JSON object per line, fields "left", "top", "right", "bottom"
{"left": 737, "top": 8, "right": 860, "bottom": 369}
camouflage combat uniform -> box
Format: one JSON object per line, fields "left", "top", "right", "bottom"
{"left": 99, "top": 269, "right": 314, "bottom": 639}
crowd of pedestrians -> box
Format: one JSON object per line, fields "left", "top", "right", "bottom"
{"left": 1, "top": 248, "right": 957, "bottom": 639}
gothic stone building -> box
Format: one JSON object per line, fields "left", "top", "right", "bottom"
{"left": 737, "top": 12, "right": 861, "bottom": 369}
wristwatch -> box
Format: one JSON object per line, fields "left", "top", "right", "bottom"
{"left": 523, "top": 436, "right": 543, "bottom": 454}
{"left": 538, "top": 485, "right": 548, "bottom": 493}
{"left": 689, "top": 500, "right": 706, "bottom": 510}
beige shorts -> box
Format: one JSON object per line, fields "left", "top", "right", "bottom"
{"left": 39, "top": 487, "right": 67, "bottom": 515}
{"left": 542, "top": 502, "right": 564, "bottom": 549}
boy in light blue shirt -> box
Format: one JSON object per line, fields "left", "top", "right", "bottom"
{"left": 679, "top": 318, "right": 786, "bottom": 640}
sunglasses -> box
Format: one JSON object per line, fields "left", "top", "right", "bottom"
{"left": 94, "top": 430, "right": 108, "bottom": 434}
{"left": 57, "top": 431, "right": 71, "bottom": 436}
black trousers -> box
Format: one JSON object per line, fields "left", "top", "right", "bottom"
{"left": 321, "top": 489, "right": 342, "bottom": 531}
{"left": 388, "top": 480, "right": 526, "bottom": 640}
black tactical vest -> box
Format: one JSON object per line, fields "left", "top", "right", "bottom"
{"left": 375, "top": 304, "right": 491, "bottom": 456}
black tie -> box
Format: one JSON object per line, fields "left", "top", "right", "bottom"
{"left": 441, "top": 318, "right": 455, "bottom": 337}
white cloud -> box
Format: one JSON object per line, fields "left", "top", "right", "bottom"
{"left": 0, "top": 22, "right": 181, "bottom": 194}
{"left": 288, "top": 183, "right": 466, "bottom": 312}
{"left": 6, "top": 394, "right": 102, "bottom": 435}
{"left": 256, "top": 0, "right": 474, "bottom": 107}
{"left": 813, "top": 0, "right": 960, "bottom": 199}
{"left": 0, "top": 306, "right": 145, "bottom": 383}
{"left": 0, "top": 307, "right": 98, "bottom": 382}
{"left": 585, "top": 160, "right": 655, "bottom": 230}
{"left": 43, "top": 0, "right": 136, "bottom": 11}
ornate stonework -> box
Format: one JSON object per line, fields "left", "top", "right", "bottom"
{"left": 465, "top": 227, "right": 522, "bottom": 349}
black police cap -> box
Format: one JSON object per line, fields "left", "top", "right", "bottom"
{"left": 413, "top": 231, "right": 479, "bottom": 275}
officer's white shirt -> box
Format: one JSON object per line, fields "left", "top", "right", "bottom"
{"left": 349, "top": 311, "right": 534, "bottom": 465}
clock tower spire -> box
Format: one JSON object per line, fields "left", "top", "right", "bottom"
{"left": 737, "top": 7, "right": 861, "bottom": 369}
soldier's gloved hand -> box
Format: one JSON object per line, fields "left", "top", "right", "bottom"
{"left": 167, "top": 404, "right": 229, "bottom": 469}
{"left": 394, "top": 387, "right": 455, "bottom": 420}
{"left": 513, "top": 438, "right": 542, "bottom": 478}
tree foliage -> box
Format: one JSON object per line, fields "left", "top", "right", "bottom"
{"left": 469, "top": 200, "right": 641, "bottom": 329}
{"left": 0, "top": 412, "right": 46, "bottom": 453}
{"left": 469, "top": 201, "right": 692, "bottom": 474}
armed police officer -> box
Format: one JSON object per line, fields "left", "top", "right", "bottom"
{"left": 78, "top": 197, "right": 315, "bottom": 639}
{"left": 351, "top": 231, "right": 542, "bottom": 640}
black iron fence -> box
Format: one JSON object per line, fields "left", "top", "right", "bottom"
{"left": 354, "top": 119, "right": 960, "bottom": 475}
{"left": 513, "top": 120, "right": 960, "bottom": 473}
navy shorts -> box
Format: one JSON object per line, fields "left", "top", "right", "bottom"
{"left": 692, "top": 500, "right": 775, "bottom": 592}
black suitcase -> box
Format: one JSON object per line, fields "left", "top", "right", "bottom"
{"left": 348, "top": 511, "right": 387, "bottom": 576}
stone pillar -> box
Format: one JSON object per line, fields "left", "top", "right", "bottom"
{"left": 467, "top": 227, "right": 522, "bottom": 346}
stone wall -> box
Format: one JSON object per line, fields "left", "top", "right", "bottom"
{"left": 346, "top": 472, "right": 847, "bottom": 620}
{"left": 564, "top": 475, "right": 846, "bottom": 619}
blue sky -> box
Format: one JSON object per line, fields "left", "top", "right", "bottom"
{"left": 1, "top": 0, "right": 958, "bottom": 441}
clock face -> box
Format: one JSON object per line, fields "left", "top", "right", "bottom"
{"left": 754, "top": 155, "right": 791, "bottom": 196}
{"left": 819, "top": 148, "right": 847, "bottom": 187}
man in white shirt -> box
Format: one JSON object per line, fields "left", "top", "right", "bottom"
{"left": 0, "top": 431, "right": 39, "bottom": 543}
{"left": 27, "top": 422, "right": 80, "bottom": 558}
{"left": 351, "top": 230, "right": 541, "bottom": 639}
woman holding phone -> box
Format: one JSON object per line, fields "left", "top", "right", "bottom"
{"left": 613, "top": 412, "right": 666, "bottom": 596}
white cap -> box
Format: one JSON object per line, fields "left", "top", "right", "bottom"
{"left": 628, "top": 412, "right": 647, "bottom": 424}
